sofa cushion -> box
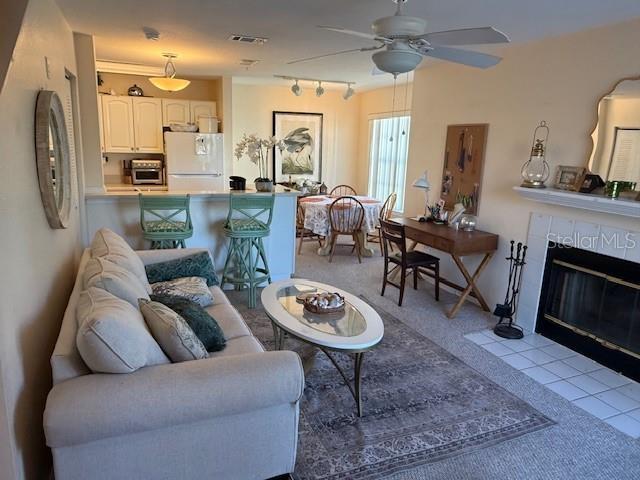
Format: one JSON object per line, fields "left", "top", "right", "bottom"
{"left": 91, "top": 228, "right": 151, "bottom": 293}
{"left": 210, "top": 286, "right": 230, "bottom": 305}
{"left": 205, "top": 303, "right": 251, "bottom": 340}
{"left": 151, "top": 277, "right": 214, "bottom": 307}
{"left": 150, "top": 294, "right": 226, "bottom": 352}
{"left": 76, "top": 288, "right": 169, "bottom": 373}
{"left": 208, "top": 336, "right": 263, "bottom": 358}
{"left": 144, "top": 251, "right": 218, "bottom": 286}
{"left": 139, "top": 299, "right": 208, "bottom": 362}
{"left": 84, "top": 257, "right": 150, "bottom": 308}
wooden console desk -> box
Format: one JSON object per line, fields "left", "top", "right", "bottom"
{"left": 390, "top": 217, "right": 499, "bottom": 318}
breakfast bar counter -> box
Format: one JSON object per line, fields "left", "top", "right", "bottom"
{"left": 85, "top": 186, "right": 300, "bottom": 282}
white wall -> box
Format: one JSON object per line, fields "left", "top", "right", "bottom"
{"left": 231, "top": 83, "right": 360, "bottom": 188}
{"left": 405, "top": 18, "right": 640, "bottom": 319}
{"left": 0, "top": 0, "right": 82, "bottom": 477}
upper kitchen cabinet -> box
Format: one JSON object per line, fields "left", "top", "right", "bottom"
{"left": 132, "top": 97, "right": 163, "bottom": 153}
{"left": 162, "top": 99, "right": 190, "bottom": 126}
{"left": 102, "top": 96, "right": 135, "bottom": 153}
{"left": 190, "top": 100, "right": 217, "bottom": 123}
{"left": 101, "top": 96, "right": 163, "bottom": 154}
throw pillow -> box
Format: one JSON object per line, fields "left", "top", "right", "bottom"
{"left": 145, "top": 251, "right": 218, "bottom": 287}
{"left": 91, "top": 228, "right": 152, "bottom": 293}
{"left": 150, "top": 294, "right": 226, "bottom": 352}
{"left": 84, "top": 257, "right": 150, "bottom": 308}
{"left": 150, "top": 277, "right": 214, "bottom": 307}
{"left": 76, "top": 288, "right": 169, "bottom": 373}
{"left": 139, "top": 299, "right": 208, "bottom": 362}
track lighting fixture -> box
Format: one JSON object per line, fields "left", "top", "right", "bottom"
{"left": 274, "top": 75, "right": 355, "bottom": 100}
{"left": 291, "top": 79, "right": 302, "bottom": 96}
{"left": 343, "top": 83, "right": 355, "bottom": 100}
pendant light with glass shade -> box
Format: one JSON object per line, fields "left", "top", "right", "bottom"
{"left": 149, "top": 53, "right": 191, "bottom": 92}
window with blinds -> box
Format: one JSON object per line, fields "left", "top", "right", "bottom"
{"left": 367, "top": 115, "right": 410, "bottom": 212}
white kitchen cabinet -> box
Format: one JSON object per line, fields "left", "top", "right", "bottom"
{"left": 190, "top": 100, "right": 217, "bottom": 123}
{"left": 132, "top": 97, "right": 163, "bottom": 153}
{"left": 101, "top": 96, "right": 135, "bottom": 153}
{"left": 101, "top": 96, "right": 163, "bottom": 154}
{"left": 162, "top": 99, "right": 191, "bottom": 126}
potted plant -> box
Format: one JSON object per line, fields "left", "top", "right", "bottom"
{"left": 234, "top": 134, "right": 283, "bottom": 192}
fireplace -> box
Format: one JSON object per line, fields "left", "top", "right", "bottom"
{"left": 537, "top": 243, "right": 640, "bottom": 382}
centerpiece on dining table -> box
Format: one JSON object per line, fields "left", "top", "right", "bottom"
{"left": 234, "top": 134, "right": 285, "bottom": 192}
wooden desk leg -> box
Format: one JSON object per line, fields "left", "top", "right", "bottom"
{"left": 447, "top": 253, "right": 494, "bottom": 319}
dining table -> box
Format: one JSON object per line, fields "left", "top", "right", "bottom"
{"left": 298, "top": 195, "right": 383, "bottom": 257}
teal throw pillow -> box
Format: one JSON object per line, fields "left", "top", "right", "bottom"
{"left": 150, "top": 294, "right": 226, "bottom": 352}
{"left": 145, "top": 252, "right": 218, "bottom": 286}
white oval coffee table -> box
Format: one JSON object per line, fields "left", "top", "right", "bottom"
{"left": 261, "top": 279, "right": 384, "bottom": 416}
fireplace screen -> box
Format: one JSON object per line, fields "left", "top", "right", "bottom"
{"left": 538, "top": 244, "right": 640, "bottom": 380}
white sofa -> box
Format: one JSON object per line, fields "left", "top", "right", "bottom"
{"left": 44, "top": 247, "right": 304, "bottom": 480}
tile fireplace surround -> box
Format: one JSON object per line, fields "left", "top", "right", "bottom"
{"left": 516, "top": 212, "right": 640, "bottom": 333}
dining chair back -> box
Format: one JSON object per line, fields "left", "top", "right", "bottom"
{"left": 139, "top": 194, "right": 193, "bottom": 249}
{"left": 370, "top": 192, "right": 398, "bottom": 256}
{"left": 296, "top": 202, "right": 322, "bottom": 254}
{"left": 380, "top": 219, "right": 440, "bottom": 306}
{"left": 327, "top": 196, "right": 365, "bottom": 263}
{"left": 330, "top": 184, "right": 357, "bottom": 197}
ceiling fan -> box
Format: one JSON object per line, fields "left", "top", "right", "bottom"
{"left": 288, "top": 0, "right": 510, "bottom": 76}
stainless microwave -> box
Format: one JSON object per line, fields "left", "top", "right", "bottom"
{"left": 131, "top": 159, "right": 163, "bottom": 185}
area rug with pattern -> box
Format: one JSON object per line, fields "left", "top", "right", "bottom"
{"left": 231, "top": 293, "right": 554, "bottom": 480}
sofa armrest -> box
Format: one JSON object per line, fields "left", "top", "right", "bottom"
{"left": 44, "top": 350, "right": 304, "bottom": 448}
{"left": 136, "top": 248, "right": 211, "bottom": 266}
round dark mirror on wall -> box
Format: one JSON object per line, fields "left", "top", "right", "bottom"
{"left": 35, "top": 90, "right": 71, "bottom": 229}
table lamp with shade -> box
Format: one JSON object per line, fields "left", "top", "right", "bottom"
{"left": 412, "top": 170, "right": 431, "bottom": 220}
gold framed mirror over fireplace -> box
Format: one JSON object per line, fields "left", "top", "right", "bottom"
{"left": 588, "top": 76, "right": 640, "bottom": 187}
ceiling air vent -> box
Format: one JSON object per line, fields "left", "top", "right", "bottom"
{"left": 228, "top": 35, "right": 268, "bottom": 45}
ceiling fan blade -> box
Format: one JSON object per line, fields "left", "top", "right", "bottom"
{"left": 287, "top": 47, "right": 370, "bottom": 65}
{"left": 419, "top": 27, "right": 510, "bottom": 46}
{"left": 318, "top": 25, "right": 392, "bottom": 44}
{"left": 421, "top": 46, "right": 502, "bottom": 69}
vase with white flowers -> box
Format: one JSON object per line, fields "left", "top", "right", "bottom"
{"left": 234, "top": 134, "right": 283, "bottom": 192}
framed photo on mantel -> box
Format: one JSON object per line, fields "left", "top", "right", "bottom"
{"left": 272, "top": 111, "right": 323, "bottom": 183}
{"left": 440, "top": 124, "right": 489, "bottom": 215}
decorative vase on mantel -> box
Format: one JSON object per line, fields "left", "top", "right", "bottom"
{"left": 254, "top": 178, "right": 273, "bottom": 192}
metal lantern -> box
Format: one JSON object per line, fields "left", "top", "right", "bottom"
{"left": 521, "top": 121, "right": 550, "bottom": 188}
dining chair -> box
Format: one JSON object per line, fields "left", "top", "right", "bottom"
{"left": 296, "top": 202, "right": 322, "bottom": 254}
{"left": 367, "top": 192, "right": 397, "bottom": 256}
{"left": 330, "top": 184, "right": 357, "bottom": 196}
{"left": 328, "top": 196, "right": 365, "bottom": 263}
{"left": 139, "top": 194, "right": 193, "bottom": 249}
{"left": 380, "top": 219, "right": 440, "bottom": 306}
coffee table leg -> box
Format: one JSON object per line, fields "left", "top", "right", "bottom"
{"left": 272, "top": 323, "right": 284, "bottom": 350}
{"left": 354, "top": 352, "right": 365, "bottom": 417}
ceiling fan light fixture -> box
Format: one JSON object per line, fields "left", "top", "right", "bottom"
{"left": 149, "top": 53, "right": 191, "bottom": 92}
{"left": 316, "top": 81, "right": 325, "bottom": 97}
{"left": 372, "top": 49, "right": 422, "bottom": 76}
{"left": 291, "top": 79, "right": 302, "bottom": 96}
{"left": 343, "top": 83, "right": 355, "bottom": 100}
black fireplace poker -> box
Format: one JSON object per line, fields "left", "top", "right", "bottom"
{"left": 493, "top": 240, "right": 528, "bottom": 340}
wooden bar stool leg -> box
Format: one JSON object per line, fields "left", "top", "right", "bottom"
{"left": 413, "top": 268, "right": 418, "bottom": 290}
{"left": 398, "top": 266, "right": 406, "bottom": 306}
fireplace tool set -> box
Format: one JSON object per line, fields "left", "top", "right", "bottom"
{"left": 493, "top": 240, "right": 528, "bottom": 339}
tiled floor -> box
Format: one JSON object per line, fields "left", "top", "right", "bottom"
{"left": 466, "top": 329, "right": 640, "bottom": 439}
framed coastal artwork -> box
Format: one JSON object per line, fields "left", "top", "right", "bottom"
{"left": 272, "top": 111, "right": 323, "bottom": 183}
{"left": 440, "top": 124, "right": 488, "bottom": 215}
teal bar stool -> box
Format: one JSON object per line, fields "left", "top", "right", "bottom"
{"left": 221, "top": 194, "right": 274, "bottom": 308}
{"left": 139, "top": 194, "right": 193, "bottom": 249}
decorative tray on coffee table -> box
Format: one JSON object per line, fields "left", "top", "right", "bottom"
{"left": 296, "top": 292, "right": 346, "bottom": 314}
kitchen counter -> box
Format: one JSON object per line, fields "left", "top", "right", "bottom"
{"left": 91, "top": 184, "right": 299, "bottom": 198}
{"left": 84, "top": 185, "right": 299, "bottom": 282}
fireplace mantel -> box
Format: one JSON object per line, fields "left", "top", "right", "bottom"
{"left": 513, "top": 186, "right": 640, "bottom": 218}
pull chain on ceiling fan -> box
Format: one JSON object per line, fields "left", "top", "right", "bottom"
{"left": 288, "top": 0, "right": 510, "bottom": 76}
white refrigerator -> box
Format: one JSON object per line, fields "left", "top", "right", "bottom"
{"left": 165, "top": 132, "right": 224, "bottom": 190}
